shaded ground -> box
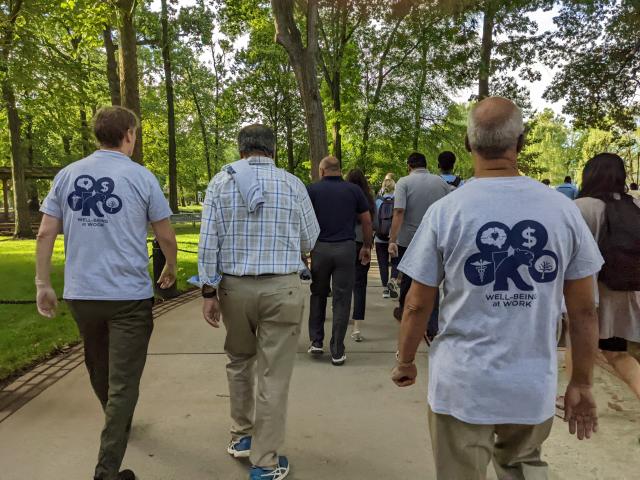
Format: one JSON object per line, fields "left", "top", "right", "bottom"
{"left": 0, "top": 267, "right": 638, "bottom": 479}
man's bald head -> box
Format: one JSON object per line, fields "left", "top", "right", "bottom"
{"left": 319, "top": 155, "right": 341, "bottom": 177}
{"left": 467, "top": 97, "right": 524, "bottom": 159}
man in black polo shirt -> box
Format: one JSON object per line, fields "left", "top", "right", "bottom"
{"left": 307, "top": 156, "right": 373, "bottom": 366}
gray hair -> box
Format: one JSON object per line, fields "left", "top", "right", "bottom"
{"left": 237, "top": 124, "right": 275, "bottom": 157}
{"left": 467, "top": 102, "right": 524, "bottom": 158}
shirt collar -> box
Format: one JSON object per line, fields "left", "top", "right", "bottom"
{"left": 246, "top": 155, "right": 275, "bottom": 166}
{"left": 97, "top": 149, "right": 131, "bottom": 161}
{"left": 321, "top": 176, "right": 343, "bottom": 181}
{"left": 410, "top": 168, "right": 429, "bottom": 175}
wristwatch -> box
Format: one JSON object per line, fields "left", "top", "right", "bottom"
{"left": 201, "top": 286, "right": 217, "bottom": 298}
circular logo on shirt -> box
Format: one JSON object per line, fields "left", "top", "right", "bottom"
{"left": 67, "top": 175, "right": 123, "bottom": 218}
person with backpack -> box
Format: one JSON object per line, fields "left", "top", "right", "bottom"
{"left": 438, "top": 151, "right": 464, "bottom": 189}
{"left": 565, "top": 153, "right": 640, "bottom": 401}
{"left": 346, "top": 169, "right": 376, "bottom": 342}
{"left": 375, "top": 177, "right": 400, "bottom": 299}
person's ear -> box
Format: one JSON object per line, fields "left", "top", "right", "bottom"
{"left": 464, "top": 135, "right": 472, "bottom": 153}
{"left": 516, "top": 134, "right": 525, "bottom": 153}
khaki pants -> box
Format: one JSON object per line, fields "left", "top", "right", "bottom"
{"left": 67, "top": 299, "right": 154, "bottom": 480}
{"left": 428, "top": 407, "right": 553, "bottom": 480}
{"left": 219, "top": 274, "right": 304, "bottom": 468}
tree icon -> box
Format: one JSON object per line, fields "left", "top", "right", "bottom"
{"left": 534, "top": 255, "right": 557, "bottom": 280}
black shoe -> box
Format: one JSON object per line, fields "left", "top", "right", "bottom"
{"left": 307, "top": 342, "right": 323, "bottom": 355}
{"left": 118, "top": 470, "right": 136, "bottom": 480}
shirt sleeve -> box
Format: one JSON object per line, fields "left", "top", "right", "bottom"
{"left": 40, "top": 172, "right": 64, "bottom": 219}
{"left": 147, "top": 172, "right": 173, "bottom": 223}
{"left": 564, "top": 210, "right": 604, "bottom": 281}
{"left": 297, "top": 180, "right": 320, "bottom": 253}
{"left": 398, "top": 209, "right": 443, "bottom": 287}
{"left": 195, "top": 181, "right": 223, "bottom": 288}
{"left": 394, "top": 179, "right": 407, "bottom": 210}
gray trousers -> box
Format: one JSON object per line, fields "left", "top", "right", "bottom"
{"left": 308, "top": 240, "right": 356, "bottom": 357}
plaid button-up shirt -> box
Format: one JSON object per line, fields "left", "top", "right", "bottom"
{"left": 196, "top": 156, "right": 320, "bottom": 287}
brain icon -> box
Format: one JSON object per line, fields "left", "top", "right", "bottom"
{"left": 480, "top": 227, "right": 508, "bottom": 249}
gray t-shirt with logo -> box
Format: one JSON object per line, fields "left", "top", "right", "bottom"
{"left": 41, "top": 150, "right": 172, "bottom": 300}
{"left": 399, "top": 176, "right": 603, "bottom": 425}
{"left": 394, "top": 169, "right": 450, "bottom": 247}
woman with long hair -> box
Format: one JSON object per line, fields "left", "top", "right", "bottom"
{"left": 346, "top": 168, "right": 376, "bottom": 342}
{"left": 375, "top": 177, "right": 400, "bottom": 298}
{"left": 567, "top": 153, "right": 640, "bottom": 400}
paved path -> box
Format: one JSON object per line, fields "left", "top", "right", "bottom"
{"left": 0, "top": 271, "right": 639, "bottom": 479}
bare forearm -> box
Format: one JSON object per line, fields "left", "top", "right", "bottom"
{"left": 568, "top": 308, "right": 598, "bottom": 386}
{"left": 157, "top": 235, "right": 177, "bottom": 266}
{"left": 390, "top": 210, "right": 404, "bottom": 244}
{"left": 35, "top": 234, "right": 56, "bottom": 286}
{"left": 398, "top": 284, "right": 436, "bottom": 363}
{"left": 362, "top": 217, "right": 373, "bottom": 249}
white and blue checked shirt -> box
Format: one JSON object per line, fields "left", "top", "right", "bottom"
{"left": 196, "top": 156, "right": 320, "bottom": 287}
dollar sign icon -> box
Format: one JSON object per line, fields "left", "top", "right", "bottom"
{"left": 522, "top": 227, "right": 537, "bottom": 249}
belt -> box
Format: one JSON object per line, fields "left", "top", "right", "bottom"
{"left": 224, "top": 273, "right": 296, "bottom": 279}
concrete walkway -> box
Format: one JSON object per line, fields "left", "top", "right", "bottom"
{"left": 0, "top": 271, "right": 639, "bottom": 479}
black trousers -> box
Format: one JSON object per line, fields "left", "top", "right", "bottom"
{"left": 352, "top": 242, "right": 371, "bottom": 321}
{"left": 309, "top": 240, "right": 356, "bottom": 357}
{"left": 375, "top": 242, "right": 399, "bottom": 287}
{"left": 398, "top": 246, "right": 439, "bottom": 337}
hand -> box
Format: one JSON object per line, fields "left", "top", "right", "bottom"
{"left": 388, "top": 242, "right": 399, "bottom": 258}
{"left": 203, "top": 297, "right": 221, "bottom": 328}
{"left": 391, "top": 362, "right": 417, "bottom": 387}
{"left": 36, "top": 285, "right": 58, "bottom": 318}
{"left": 359, "top": 246, "right": 371, "bottom": 265}
{"left": 157, "top": 263, "right": 177, "bottom": 289}
{"left": 564, "top": 382, "right": 598, "bottom": 440}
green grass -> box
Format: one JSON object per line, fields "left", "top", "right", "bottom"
{"left": 0, "top": 224, "right": 201, "bottom": 381}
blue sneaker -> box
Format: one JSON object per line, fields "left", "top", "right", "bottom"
{"left": 227, "top": 436, "right": 252, "bottom": 458}
{"left": 249, "top": 456, "right": 290, "bottom": 480}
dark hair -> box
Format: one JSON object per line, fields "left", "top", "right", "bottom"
{"left": 238, "top": 124, "right": 275, "bottom": 157}
{"left": 541, "top": 179, "right": 551, "bottom": 186}
{"left": 578, "top": 153, "right": 627, "bottom": 199}
{"left": 631, "top": 183, "right": 639, "bottom": 191}
{"left": 564, "top": 176, "right": 572, "bottom": 183}
{"left": 438, "top": 151, "right": 456, "bottom": 171}
{"left": 407, "top": 152, "right": 427, "bottom": 169}
{"left": 346, "top": 168, "right": 375, "bottom": 217}
{"left": 93, "top": 106, "right": 139, "bottom": 148}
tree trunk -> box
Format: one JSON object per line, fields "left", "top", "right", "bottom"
{"left": 2, "top": 179, "right": 9, "bottom": 222}
{"left": 331, "top": 77, "right": 342, "bottom": 165}
{"left": 116, "top": 0, "right": 143, "bottom": 163}
{"left": 62, "top": 136, "right": 71, "bottom": 160}
{"left": 479, "top": 4, "right": 494, "bottom": 100}
{"left": 272, "top": 0, "right": 328, "bottom": 180}
{"left": 26, "top": 115, "right": 38, "bottom": 200}
{"left": 103, "top": 25, "right": 121, "bottom": 106}
{"left": 161, "top": 0, "right": 178, "bottom": 213}
{"left": 80, "top": 106, "right": 91, "bottom": 156}
{"left": 186, "top": 64, "right": 212, "bottom": 180}
{"left": 285, "top": 114, "right": 295, "bottom": 173}
{"left": 0, "top": 0, "right": 31, "bottom": 238}
{"left": 3, "top": 81, "right": 32, "bottom": 237}
{"left": 412, "top": 41, "right": 429, "bottom": 151}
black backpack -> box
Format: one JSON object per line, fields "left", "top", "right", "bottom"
{"left": 376, "top": 197, "right": 394, "bottom": 241}
{"left": 448, "top": 175, "right": 462, "bottom": 188}
{"left": 597, "top": 194, "right": 640, "bottom": 291}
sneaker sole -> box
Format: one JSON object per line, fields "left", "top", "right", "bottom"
{"left": 308, "top": 348, "right": 323, "bottom": 355}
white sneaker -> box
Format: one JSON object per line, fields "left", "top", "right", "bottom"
{"left": 382, "top": 289, "right": 390, "bottom": 299}
{"left": 307, "top": 343, "right": 323, "bottom": 355}
{"left": 331, "top": 354, "right": 346, "bottom": 366}
{"left": 388, "top": 280, "right": 399, "bottom": 298}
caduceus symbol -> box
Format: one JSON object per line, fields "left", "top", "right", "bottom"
{"left": 471, "top": 259, "right": 491, "bottom": 282}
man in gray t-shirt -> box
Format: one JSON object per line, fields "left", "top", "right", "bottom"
{"left": 36, "top": 106, "right": 177, "bottom": 480}
{"left": 388, "top": 152, "right": 449, "bottom": 333}
{"left": 392, "top": 97, "right": 603, "bottom": 480}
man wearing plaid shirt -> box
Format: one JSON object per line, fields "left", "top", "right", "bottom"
{"left": 195, "top": 124, "right": 319, "bottom": 480}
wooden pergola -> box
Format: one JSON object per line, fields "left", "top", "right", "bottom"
{"left": 0, "top": 166, "right": 62, "bottom": 220}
